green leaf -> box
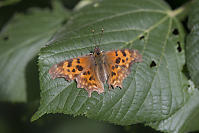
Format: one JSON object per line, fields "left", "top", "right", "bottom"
{"left": 147, "top": 85, "right": 199, "bottom": 133}
{"left": 146, "top": 1, "right": 199, "bottom": 132}
{"left": 0, "top": 0, "right": 21, "bottom": 7}
{"left": 186, "top": 0, "right": 199, "bottom": 88}
{"left": 32, "top": 0, "right": 190, "bottom": 127}
{"left": 0, "top": 2, "right": 69, "bottom": 102}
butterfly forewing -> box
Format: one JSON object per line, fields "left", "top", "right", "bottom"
{"left": 49, "top": 56, "right": 91, "bottom": 81}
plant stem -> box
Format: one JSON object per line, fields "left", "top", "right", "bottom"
{"left": 168, "top": 0, "right": 194, "bottom": 20}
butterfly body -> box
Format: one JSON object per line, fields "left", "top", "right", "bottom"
{"left": 92, "top": 48, "right": 108, "bottom": 84}
{"left": 49, "top": 48, "right": 142, "bottom": 97}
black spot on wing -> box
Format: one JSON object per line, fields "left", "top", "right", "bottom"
{"left": 89, "top": 76, "right": 95, "bottom": 81}
{"left": 67, "top": 59, "right": 73, "bottom": 67}
{"left": 87, "top": 71, "right": 90, "bottom": 75}
{"left": 116, "top": 57, "right": 121, "bottom": 64}
{"left": 72, "top": 69, "right": 76, "bottom": 72}
{"left": 111, "top": 72, "right": 116, "bottom": 76}
{"left": 77, "top": 58, "right": 80, "bottom": 63}
{"left": 76, "top": 65, "right": 83, "bottom": 71}
{"left": 115, "top": 51, "right": 118, "bottom": 56}
{"left": 112, "top": 66, "right": 115, "bottom": 70}
{"left": 121, "top": 50, "right": 126, "bottom": 56}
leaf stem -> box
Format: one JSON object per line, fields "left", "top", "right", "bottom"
{"left": 167, "top": 0, "right": 194, "bottom": 20}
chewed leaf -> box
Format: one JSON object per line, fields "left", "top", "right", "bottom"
{"left": 32, "top": 0, "right": 190, "bottom": 128}
{"left": 0, "top": 1, "right": 68, "bottom": 102}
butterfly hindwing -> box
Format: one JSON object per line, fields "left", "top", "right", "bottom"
{"left": 76, "top": 68, "right": 104, "bottom": 97}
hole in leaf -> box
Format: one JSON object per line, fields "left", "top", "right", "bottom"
{"left": 150, "top": 60, "right": 156, "bottom": 68}
{"left": 3, "top": 36, "right": 9, "bottom": 41}
{"left": 139, "top": 35, "right": 145, "bottom": 40}
{"left": 172, "top": 28, "right": 179, "bottom": 35}
{"left": 177, "top": 41, "right": 182, "bottom": 52}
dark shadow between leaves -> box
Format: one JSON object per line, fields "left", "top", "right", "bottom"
{"left": 0, "top": 102, "right": 26, "bottom": 133}
{"left": 182, "top": 16, "right": 190, "bottom": 33}
{"left": 182, "top": 64, "right": 191, "bottom": 80}
{"left": 125, "top": 124, "right": 161, "bottom": 133}
{"left": 25, "top": 55, "right": 40, "bottom": 103}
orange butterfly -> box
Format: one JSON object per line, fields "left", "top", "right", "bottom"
{"left": 49, "top": 47, "right": 142, "bottom": 97}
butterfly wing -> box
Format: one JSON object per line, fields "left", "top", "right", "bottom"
{"left": 49, "top": 56, "right": 91, "bottom": 81}
{"left": 104, "top": 49, "right": 142, "bottom": 88}
{"left": 49, "top": 55, "right": 104, "bottom": 97}
{"left": 76, "top": 67, "right": 104, "bottom": 97}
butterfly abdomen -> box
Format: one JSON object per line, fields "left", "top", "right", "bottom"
{"left": 94, "top": 51, "right": 107, "bottom": 84}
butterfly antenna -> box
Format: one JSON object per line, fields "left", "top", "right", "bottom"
{"left": 98, "top": 26, "right": 104, "bottom": 49}
{"left": 91, "top": 28, "right": 98, "bottom": 49}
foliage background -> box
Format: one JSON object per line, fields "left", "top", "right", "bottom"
{"left": 0, "top": 0, "right": 198, "bottom": 133}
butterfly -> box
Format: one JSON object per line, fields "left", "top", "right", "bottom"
{"left": 49, "top": 47, "right": 142, "bottom": 97}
